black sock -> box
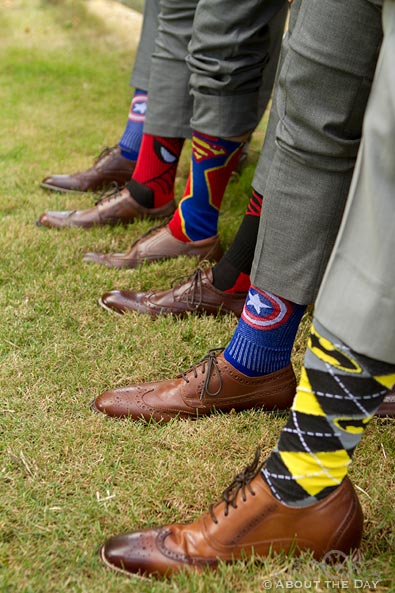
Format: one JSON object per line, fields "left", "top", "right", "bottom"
{"left": 212, "top": 190, "right": 262, "bottom": 293}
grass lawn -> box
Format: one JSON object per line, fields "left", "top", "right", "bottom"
{"left": 0, "top": 1, "right": 394, "bottom": 592}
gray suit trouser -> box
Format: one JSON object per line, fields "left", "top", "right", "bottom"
{"left": 130, "top": 0, "right": 159, "bottom": 91}
{"left": 315, "top": 0, "right": 395, "bottom": 364}
{"left": 131, "top": 0, "right": 288, "bottom": 138}
{"left": 251, "top": 0, "right": 384, "bottom": 305}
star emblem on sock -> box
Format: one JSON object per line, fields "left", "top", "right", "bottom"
{"left": 132, "top": 102, "right": 147, "bottom": 115}
{"left": 247, "top": 292, "right": 271, "bottom": 314}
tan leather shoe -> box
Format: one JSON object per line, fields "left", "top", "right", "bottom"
{"left": 40, "top": 146, "right": 135, "bottom": 193}
{"left": 36, "top": 187, "right": 176, "bottom": 229}
{"left": 99, "top": 450, "right": 363, "bottom": 577}
{"left": 83, "top": 224, "right": 223, "bottom": 269}
{"left": 92, "top": 349, "right": 296, "bottom": 421}
{"left": 99, "top": 267, "right": 247, "bottom": 317}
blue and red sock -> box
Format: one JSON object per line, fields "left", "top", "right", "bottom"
{"left": 169, "top": 131, "right": 243, "bottom": 242}
{"left": 119, "top": 89, "right": 148, "bottom": 162}
{"left": 224, "top": 285, "right": 306, "bottom": 376}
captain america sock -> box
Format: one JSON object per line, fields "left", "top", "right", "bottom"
{"left": 131, "top": 134, "right": 184, "bottom": 208}
{"left": 168, "top": 131, "right": 243, "bottom": 242}
{"left": 262, "top": 320, "right": 395, "bottom": 507}
{"left": 119, "top": 90, "right": 148, "bottom": 161}
{"left": 212, "top": 190, "right": 263, "bottom": 293}
{"left": 224, "top": 285, "right": 306, "bottom": 376}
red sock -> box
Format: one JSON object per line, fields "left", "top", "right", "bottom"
{"left": 132, "top": 134, "right": 184, "bottom": 208}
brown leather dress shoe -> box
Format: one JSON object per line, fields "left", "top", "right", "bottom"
{"left": 376, "top": 388, "right": 395, "bottom": 417}
{"left": 99, "top": 450, "right": 363, "bottom": 577}
{"left": 36, "top": 188, "right": 176, "bottom": 229}
{"left": 83, "top": 224, "right": 223, "bottom": 269}
{"left": 92, "top": 349, "right": 296, "bottom": 421}
{"left": 40, "top": 146, "right": 135, "bottom": 193}
{"left": 99, "top": 267, "right": 247, "bottom": 317}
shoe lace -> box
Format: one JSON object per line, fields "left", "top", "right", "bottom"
{"left": 209, "top": 448, "right": 262, "bottom": 524}
{"left": 93, "top": 145, "right": 117, "bottom": 166}
{"left": 94, "top": 182, "right": 122, "bottom": 205}
{"left": 180, "top": 347, "right": 225, "bottom": 399}
{"left": 124, "top": 218, "right": 172, "bottom": 249}
{"left": 170, "top": 263, "right": 210, "bottom": 307}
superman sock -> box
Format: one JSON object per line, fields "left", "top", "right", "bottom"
{"left": 224, "top": 285, "right": 306, "bottom": 376}
{"left": 262, "top": 320, "right": 395, "bottom": 506}
{"left": 119, "top": 89, "right": 148, "bottom": 162}
{"left": 212, "top": 190, "right": 262, "bottom": 293}
{"left": 168, "top": 132, "right": 243, "bottom": 242}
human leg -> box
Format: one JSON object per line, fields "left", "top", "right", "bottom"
{"left": 251, "top": 0, "right": 383, "bottom": 305}
{"left": 97, "top": 3, "right": 394, "bottom": 575}
{"left": 165, "top": 0, "right": 287, "bottom": 243}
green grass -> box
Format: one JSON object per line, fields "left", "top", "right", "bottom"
{"left": 0, "top": 1, "right": 394, "bottom": 592}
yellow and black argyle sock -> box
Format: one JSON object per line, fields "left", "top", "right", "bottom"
{"left": 262, "top": 320, "right": 395, "bottom": 507}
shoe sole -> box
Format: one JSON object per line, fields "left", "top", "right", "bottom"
{"left": 40, "top": 182, "right": 85, "bottom": 194}
{"left": 98, "top": 545, "right": 150, "bottom": 580}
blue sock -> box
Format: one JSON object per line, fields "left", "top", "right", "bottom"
{"left": 119, "top": 89, "right": 147, "bottom": 161}
{"left": 224, "top": 285, "right": 306, "bottom": 376}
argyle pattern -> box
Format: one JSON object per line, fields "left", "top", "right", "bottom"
{"left": 263, "top": 320, "right": 395, "bottom": 507}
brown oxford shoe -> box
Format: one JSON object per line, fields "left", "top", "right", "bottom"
{"left": 376, "top": 388, "right": 395, "bottom": 417}
{"left": 99, "top": 450, "right": 363, "bottom": 578}
{"left": 36, "top": 186, "right": 176, "bottom": 229}
{"left": 99, "top": 267, "right": 247, "bottom": 317}
{"left": 40, "top": 145, "right": 135, "bottom": 193}
{"left": 83, "top": 224, "right": 223, "bottom": 269}
{"left": 92, "top": 349, "right": 296, "bottom": 421}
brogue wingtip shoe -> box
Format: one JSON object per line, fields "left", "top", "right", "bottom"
{"left": 92, "top": 351, "right": 297, "bottom": 422}
{"left": 40, "top": 146, "right": 136, "bottom": 193}
{"left": 99, "top": 452, "right": 363, "bottom": 578}
{"left": 98, "top": 268, "right": 247, "bottom": 318}
{"left": 100, "top": 530, "right": 177, "bottom": 578}
{"left": 83, "top": 224, "right": 221, "bottom": 270}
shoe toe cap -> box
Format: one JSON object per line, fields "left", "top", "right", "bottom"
{"left": 83, "top": 252, "right": 128, "bottom": 269}
{"left": 93, "top": 388, "right": 138, "bottom": 418}
{"left": 92, "top": 390, "right": 118, "bottom": 416}
{"left": 100, "top": 290, "right": 145, "bottom": 314}
{"left": 83, "top": 252, "right": 103, "bottom": 264}
{"left": 99, "top": 291, "right": 127, "bottom": 314}
{"left": 41, "top": 175, "right": 81, "bottom": 192}
{"left": 36, "top": 210, "right": 73, "bottom": 227}
{"left": 100, "top": 530, "right": 165, "bottom": 576}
